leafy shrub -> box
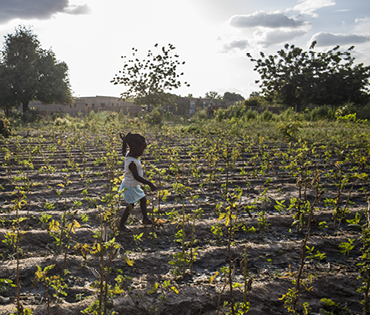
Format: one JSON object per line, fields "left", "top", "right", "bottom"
{"left": 244, "top": 109, "right": 257, "bottom": 121}
{"left": 54, "top": 117, "right": 72, "bottom": 126}
{"left": 357, "top": 106, "right": 370, "bottom": 120}
{"left": 215, "top": 109, "right": 225, "bottom": 122}
{"left": 52, "top": 112, "right": 62, "bottom": 120}
{"left": 0, "top": 118, "right": 12, "bottom": 137}
{"left": 86, "top": 110, "right": 96, "bottom": 122}
{"left": 105, "top": 112, "right": 117, "bottom": 123}
{"left": 21, "top": 110, "right": 40, "bottom": 123}
{"left": 118, "top": 109, "right": 127, "bottom": 121}
{"left": 311, "top": 106, "right": 335, "bottom": 121}
{"left": 261, "top": 109, "right": 273, "bottom": 121}
{"left": 243, "top": 96, "right": 266, "bottom": 107}
{"left": 145, "top": 107, "right": 164, "bottom": 125}
{"left": 193, "top": 109, "right": 207, "bottom": 121}
{"left": 277, "top": 120, "right": 301, "bottom": 140}
{"left": 281, "top": 108, "right": 296, "bottom": 121}
{"left": 234, "top": 103, "right": 246, "bottom": 118}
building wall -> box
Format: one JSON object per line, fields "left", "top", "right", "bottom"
{"left": 27, "top": 95, "right": 279, "bottom": 117}
{"left": 28, "top": 96, "right": 141, "bottom": 116}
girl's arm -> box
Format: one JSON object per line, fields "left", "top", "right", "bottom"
{"left": 129, "top": 162, "right": 157, "bottom": 191}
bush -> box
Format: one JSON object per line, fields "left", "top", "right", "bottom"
{"left": 118, "top": 109, "right": 127, "bottom": 121}
{"left": 244, "top": 109, "right": 257, "bottom": 121}
{"left": 52, "top": 112, "right": 62, "bottom": 121}
{"left": 243, "top": 96, "right": 266, "bottom": 107}
{"left": 357, "top": 106, "right": 370, "bottom": 120}
{"left": 54, "top": 117, "right": 72, "bottom": 126}
{"left": 145, "top": 107, "right": 164, "bottom": 125}
{"left": 261, "top": 109, "right": 273, "bottom": 122}
{"left": 22, "top": 110, "right": 41, "bottom": 123}
{"left": 281, "top": 108, "right": 296, "bottom": 121}
{"left": 311, "top": 106, "right": 335, "bottom": 121}
{"left": 234, "top": 103, "right": 246, "bottom": 118}
{"left": 277, "top": 120, "right": 301, "bottom": 140}
{"left": 215, "top": 109, "right": 225, "bottom": 122}
{"left": 0, "top": 118, "right": 12, "bottom": 137}
{"left": 193, "top": 109, "right": 207, "bottom": 121}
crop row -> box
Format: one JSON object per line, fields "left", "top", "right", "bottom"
{"left": 0, "top": 124, "right": 369, "bottom": 314}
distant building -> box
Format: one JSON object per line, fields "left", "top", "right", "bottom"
{"left": 27, "top": 95, "right": 239, "bottom": 117}
{"left": 28, "top": 96, "right": 141, "bottom": 116}
{"left": 165, "top": 97, "right": 221, "bottom": 116}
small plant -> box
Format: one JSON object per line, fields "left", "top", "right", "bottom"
{"left": 277, "top": 120, "right": 300, "bottom": 140}
{"left": 168, "top": 183, "right": 202, "bottom": 278}
{"left": 280, "top": 174, "right": 324, "bottom": 314}
{"left": 33, "top": 264, "right": 68, "bottom": 314}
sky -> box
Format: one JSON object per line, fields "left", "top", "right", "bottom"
{"left": 0, "top": 0, "right": 369, "bottom": 99}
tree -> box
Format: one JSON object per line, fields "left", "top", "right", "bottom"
{"left": 0, "top": 25, "right": 72, "bottom": 113}
{"left": 111, "top": 43, "right": 189, "bottom": 107}
{"left": 205, "top": 91, "right": 222, "bottom": 100}
{"left": 0, "top": 63, "right": 14, "bottom": 117}
{"left": 247, "top": 42, "right": 370, "bottom": 111}
{"left": 223, "top": 92, "right": 244, "bottom": 103}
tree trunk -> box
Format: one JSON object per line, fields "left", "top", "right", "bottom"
{"left": 295, "top": 102, "right": 302, "bottom": 112}
{"left": 22, "top": 101, "right": 29, "bottom": 113}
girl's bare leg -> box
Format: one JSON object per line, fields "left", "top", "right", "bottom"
{"left": 120, "top": 204, "right": 134, "bottom": 230}
{"left": 140, "top": 197, "right": 152, "bottom": 224}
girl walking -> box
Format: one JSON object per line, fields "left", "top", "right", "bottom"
{"left": 118, "top": 132, "right": 157, "bottom": 230}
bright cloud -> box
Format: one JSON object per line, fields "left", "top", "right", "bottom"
{"left": 230, "top": 11, "right": 306, "bottom": 29}
{"left": 290, "top": 0, "right": 336, "bottom": 17}
{"left": 311, "top": 32, "right": 370, "bottom": 47}
{"left": 0, "top": 0, "right": 90, "bottom": 23}
{"left": 258, "top": 29, "right": 308, "bottom": 47}
{"left": 354, "top": 17, "right": 370, "bottom": 34}
{"left": 220, "top": 39, "right": 249, "bottom": 52}
{"left": 220, "top": 10, "right": 311, "bottom": 53}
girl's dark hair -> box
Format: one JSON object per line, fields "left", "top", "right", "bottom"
{"left": 120, "top": 132, "right": 146, "bottom": 156}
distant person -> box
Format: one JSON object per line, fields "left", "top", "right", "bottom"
{"left": 118, "top": 132, "right": 157, "bottom": 231}
{"left": 207, "top": 105, "right": 212, "bottom": 117}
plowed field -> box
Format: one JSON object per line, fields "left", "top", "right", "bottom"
{"left": 0, "top": 127, "right": 369, "bottom": 314}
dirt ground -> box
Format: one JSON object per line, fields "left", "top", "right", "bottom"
{"left": 0, "top": 132, "right": 368, "bottom": 314}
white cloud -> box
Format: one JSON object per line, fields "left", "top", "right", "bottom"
{"left": 354, "top": 17, "right": 370, "bottom": 34}
{"left": 220, "top": 9, "right": 311, "bottom": 53}
{"left": 258, "top": 29, "right": 308, "bottom": 47}
{"left": 220, "top": 39, "right": 249, "bottom": 52}
{"left": 311, "top": 32, "right": 370, "bottom": 47}
{"left": 64, "top": 4, "right": 91, "bottom": 15}
{"left": 230, "top": 11, "right": 306, "bottom": 28}
{"left": 0, "top": 0, "right": 90, "bottom": 23}
{"left": 290, "top": 0, "right": 336, "bottom": 17}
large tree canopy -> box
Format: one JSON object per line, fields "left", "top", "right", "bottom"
{"left": 223, "top": 92, "right": 244, "bottom": 103}
{"left": 111, "top": 43, "right": 189, "bottom": 107}
{"left": 247, "top": 42, "right": 370, "bottom": 111}
{"left": 0, "top": 25, "right": 72, "bottom": 114}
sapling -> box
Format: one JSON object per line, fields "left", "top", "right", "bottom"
{"left": 169, "top": 182, "right": 195, "bottom": 278}
{"left": 62, "top": 208, "right": 82, "bottom": 270}
{"left": 33, "top": 264, "right": 68, "bottom": 313}
{"left": 356, "top": 199, "right": 370, "bottom": 314}
{"left": 280, "top": 173, "right": 324, "bottom": 314}
{"left": 4, "top": 181, "right": 28, "bottom": 315}
{"left": 56, "top": 172, "right": 72, "bottom": 253}
{"left": 115, "top": 275, "right": 179, "bottom": 315}
{"left": 257, "top": 186, "right": 271, "bottom": 238}
{"left": 213, "top": 189, "right": 245, "bottom": 315}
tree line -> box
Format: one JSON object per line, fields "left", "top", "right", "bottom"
{"left": 0, "top": 26, "right": 72, "bottom": 115}
{"left": 1, "top": 26, "right": 369, "bottom": 118}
